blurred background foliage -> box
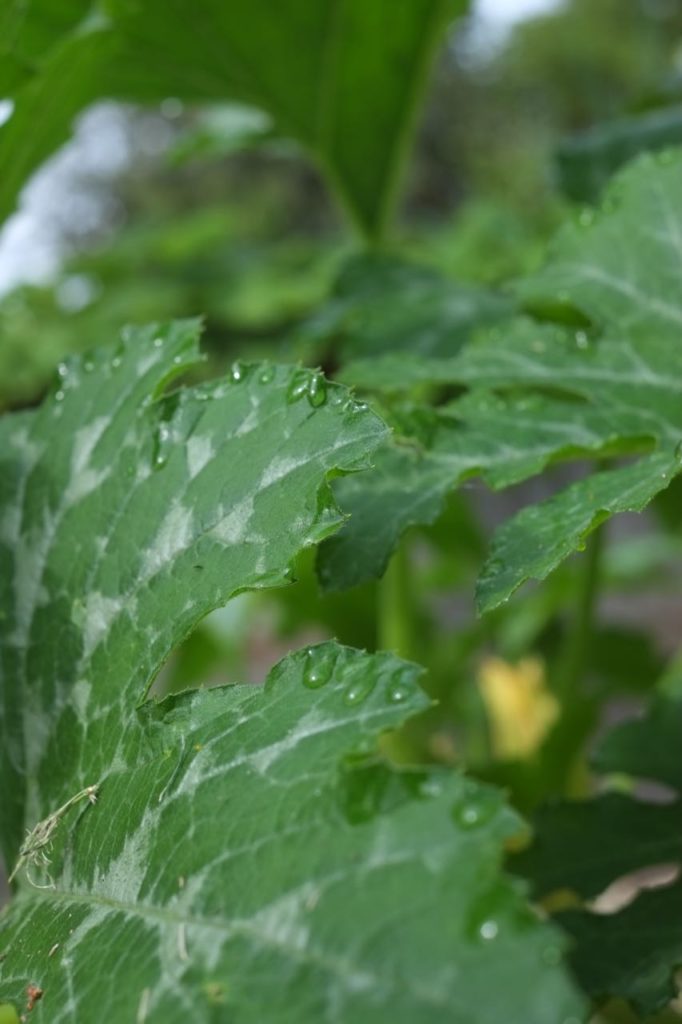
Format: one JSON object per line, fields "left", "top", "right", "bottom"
{"left": 2, "top": 0, "right": 682, "bottom": 831}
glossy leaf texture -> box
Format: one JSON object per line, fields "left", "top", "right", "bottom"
{"left": 328, "top": 151, "right": 682, "bottom": 606}
{"left": 0, "top": 0, "right": 464, "bottom": 237}
{"left": 0, "top": 322, "right": 585, "bottom": 1022}
{"left": 512, "top": 694, "right": 682, "bottom": 1016}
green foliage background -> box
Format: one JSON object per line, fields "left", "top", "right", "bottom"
{"left": 1, "top": 1, "right": 682, "bottom": 1022}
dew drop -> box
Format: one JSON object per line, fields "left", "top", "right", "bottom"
{"left": 54, "top": 389, "right": 65, "bottom": 402}
{"left": 112, "top": 356, "right": 122, "bottom": 369}
{"left": 302, "top": 647, "right": 336, "bottom": 689}
{"left": 452, "top": 787, "right": 499, "bottom": 830}
{"left": 153, "top": 422, "right": 173, "bottom": 470}
{"left": 83, "top": 359, "right": 94, "bottom": 373}
{"left": 153, "top": 336, "right": 164, "bottom": 348}
{"left": 287, "top": 369, "right": 311, "bottom": 404}
{"left": 386, "top": 668, "right": 412, "bottom": 704}
{"left": 575, "top": 331, "right": 589, "bottom": 350}
{"left": 478, "top": 920, "right": 499, "bottom": 941}
{"left": 173, "top": 354, "right": 183, "bottom": 365}
{"left": 259, "top": 365, "right": 275, "bottom": 384}
{"left": 353, "top": 400, "right": 369, "bottom": 413}
{"left": 307, "top": 372, "right": 327, "bottom": 408}
{"left": 230, "top": 360, "right": 246, "bottom": 383}
{"left": 343, "top": 677, "right": 375, "bottom": 706}
{"left": 57, "top": 362, "right": 68, "bottom": 380}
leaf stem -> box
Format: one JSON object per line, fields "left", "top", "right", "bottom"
{"left": 558, "top": 524, "right": 604, "bottom": 700}
{"left": 378, "top": 542, "right": 415, "bottom": 658}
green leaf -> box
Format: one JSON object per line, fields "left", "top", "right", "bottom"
{"left": 0, "top": 0, "right": 463, "bottom": 237}
{"left": 0, "top": 321, "right": 585, "bottom": 1021}
{"left": 0, "top": 642, "right": 586, "bottom": 1024}
{"left": 558, "top": 882, "right": 682, "bottom": 1017}
{"left": 513, "top": 696, "right": 682, "bottom": 1015}
{"left": 593, "top": 696, "right": 682, "bottom": 794}
{"left": 340, "top": 152, "right": 682, "bottom": 605}
{"left": 511, "top": 793, "right": 681, "bottom": 902}
{"left": 475, "top": 451, "right": 679, "bottom": 611}
{"left": 557, "top": 109, "right": 682, "bottom": 204}
{"left": 0, "top": 318, "right": 387, "bottom": 861}
{"left": 317, "top": 387, "right": 642, "bottom": 592}
{"left": 301, "top": 254, "right": 511, "bottom": 363}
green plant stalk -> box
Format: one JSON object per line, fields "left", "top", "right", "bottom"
{"left": 558, "top": 524, "right": 604, "bottom": 702}
{"left": 378, "top": 542, "right": 417, "bottom": 658}
{"left": 538, "top": 525, "right": 605, "bottom": 800}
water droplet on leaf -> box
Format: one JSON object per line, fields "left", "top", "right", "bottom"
{"left": 478, "top": 919, "right": 499, "bottom": 941}
{"left": 307, "top": 372, "right": 327, "bottom": 408}
{"left": 259, "top": 365, "right": 275, "bottom": 384}
{"left": 343, "top": 676, "right": 375, "bottom": 706}
{"left": 452, "top": 786, "right": 498, "bottom": 830}
{"left": 302, "top": 647, "right": 336, "bottom": 689}
{"left": 287, "top": 369, "right": 311, "bottom": 404}
{"left": 230, "top": 360, "right": 246, "bottom": 383}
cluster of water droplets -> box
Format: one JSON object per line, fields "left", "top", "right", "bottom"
{"left": 301, "top": 646, "right": 414, "bottom": 706}
{"left": 286, "top": 368, "right": 328, "bottom": 408}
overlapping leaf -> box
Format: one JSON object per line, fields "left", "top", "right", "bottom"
{"left": 0, "top": 0, "right": 462, "bottom": 236}
{"left": 556, "top": 107, "right": 682, "bottom": 204}
{"left": 0, "top": 323, "right": 584, "bottom": 1022}
{"left": 327, "top": 152, "right": 682, "bottom": 606}
{"left": 300, "top": 254, "right": 511, "bottom": 364}
{"left": 513, "top": 695, "right": 682, "bottom": 1016}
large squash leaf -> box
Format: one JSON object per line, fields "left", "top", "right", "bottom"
{"left": 327, "top": 151, "right": 682, "bottom": 605}
{"left": 0, "top": 0, "right": 463, "bottom": 236}
{"left": 0, "top": 322, "right": 584, "bottom": 1022}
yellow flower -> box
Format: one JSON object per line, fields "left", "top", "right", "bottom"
{"left": 478, "top": 655, "right": 559, "bottom": 760}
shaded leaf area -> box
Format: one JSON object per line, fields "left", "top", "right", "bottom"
{"left": 332, "top": 153, "right": 682, "bottom": 607}
{"left": 0, "top": 0, "right": 462, "bottom": 235}
{"left": 593, "top": 699, "right": 682, "bottom": 791}
{"left": 0, "top": 644, "right": 585, "bottom": 1024}
{"left": 301, "top": 254, "right": 511, "bottom": 363}
{"left": 0, "top": 318, "right": 386, "bottom": 866}
{"left": 513, "top": 695, "right": 682, "bottom": 1016}
{"left": 556, "top": 110, "right": 682, "bottom": 204}
{"left": 0, "top": 322, "right": 585, "bottom": 1021}
{"left": 317, "top": 386, "right": 644, "bottom": 593}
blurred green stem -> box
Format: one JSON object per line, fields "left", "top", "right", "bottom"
{"left": 539, "top": 525, "right": 604, "bottom": 800}
{"left": 378, "top": 543, "right": 416, "bottom": 658}
{"left": 558, "top": 524, "right": 604, "bottom": 700}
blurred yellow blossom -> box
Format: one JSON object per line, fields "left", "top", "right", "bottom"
{"left": 478, "top": 655, "right": 559, "bottom": 759}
